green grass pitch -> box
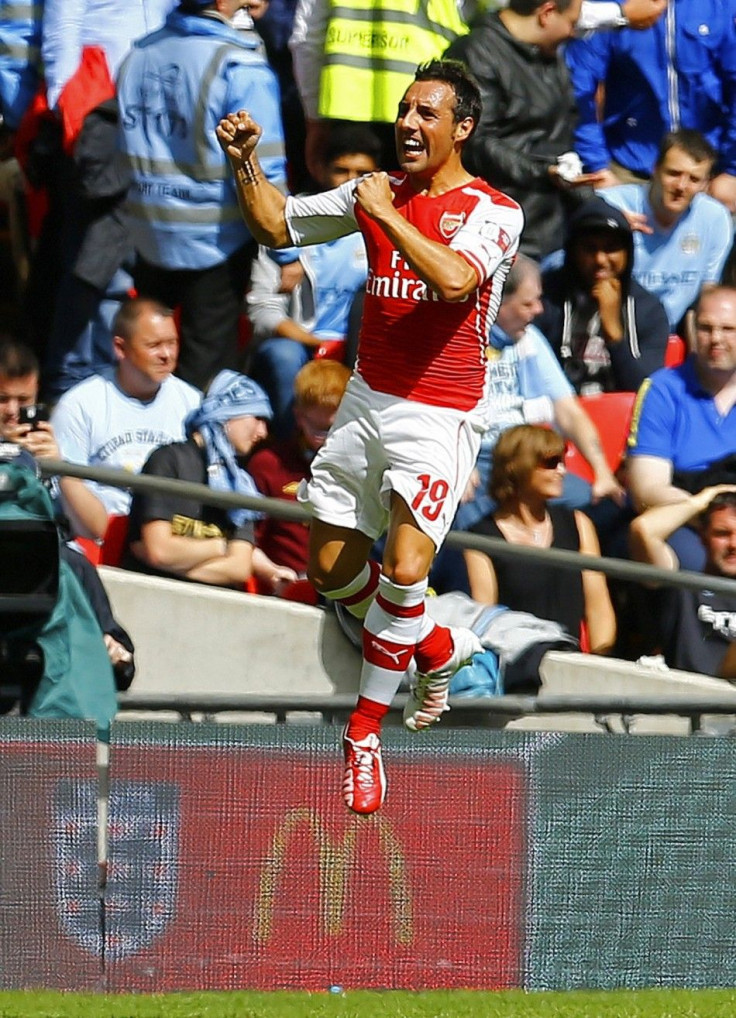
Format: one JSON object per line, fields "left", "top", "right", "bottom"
{"left": 2, "top": 989, "right": 736, "bottom": 1018}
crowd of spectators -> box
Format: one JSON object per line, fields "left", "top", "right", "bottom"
{"left": 0, "top": 0, "right": 735, "bottom": 697}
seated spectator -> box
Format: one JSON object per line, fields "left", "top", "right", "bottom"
{"left": 599, "top": 129, "right": 734, "bottom": 334}
{"left": 537, "top": 196, "right": 669, "bottom": 395}
{"left": 463, "top": 424, "right": 616, "bottom": 653}
{"left": 627, "top": 285, "right": 736, "bottom": 572}
{"left": 455, "top": 254, "right": 623, "bottom": 531}
{"left": 247, "top": 358, "right": 350, "bottom": 593}
{"left": 630, "top": 486, "right": 736, "bottom": 678}
{"left": 52, "top": 296, "right": 201, "bottom": 539}
{"left": 246, "top": 123, "right": 379, "bottom": 437}
{"left": 125, "top": 370, "right": 291, "bottom": 590}
{"left": 0, "top": 336, "right": 58, "bottom": 462}
{"left": 0, "top": 338, "right": 136, "bottom": 682}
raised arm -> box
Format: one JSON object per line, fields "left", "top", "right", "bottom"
{"left": 629, "top": 485, "right": 736, "bottom": 570}
{"left": 216, "top": 111, "right": 291, "bottom": 248}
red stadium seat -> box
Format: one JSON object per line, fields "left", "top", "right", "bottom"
{"left": 99, "top": 514, "right": 129, "bottom": 566}
{"left": 664, "top": 333, "right": 687, "bottom": 368}
{"left": 564, "top": 391, "right": 637, "bottom": 483}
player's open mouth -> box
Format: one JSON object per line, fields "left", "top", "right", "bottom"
{"left": 401, "top": 139, "right": 424, "bottom": 157}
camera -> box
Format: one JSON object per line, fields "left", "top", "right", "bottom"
{"left": 18, "top": 404, "right": 49, "bottom": 429}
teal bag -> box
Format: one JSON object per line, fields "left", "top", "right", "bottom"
{"left": 0, "top": 458, "right": 117, "bottom": 735}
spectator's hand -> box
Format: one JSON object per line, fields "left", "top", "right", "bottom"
{"left": 279, "top": 260, "right": 304, "bottom": 293}
{"left": 355, "top": 172, "right": 395, "bottom": 219}
{"left": 691, "top": 484, "right": 736, "bottom": 514}
{"left": 267, "top": 565, "right": 300, "bottom": 596}
{"left": 587, "top": 168, "right": 623, "bottom": 190}
{"left": 621, "top": 0, "right": 667, "bottom": 29}
{"left": 708, "top": 173, "right": 736, "bottom": 215}
{"left": 619, "top": 209, "right": 653, "bottom": 234}
{"left": 591, "top": 469, "right": 626, "bottom": 506}
{"left": 103, "top": 634, "right": 134, "bottom": 668}
{"left": 7, "top": 420, "right": 59, "bottom": 459}
{"left": 548, "top": 165, "right": 614, "bottom": 190}
{"left": 216, "top": 111, "right": 262, "bottom": 162}
{"left": 591, "top": 277, "right": 624, "bottom": 341}
{"left": 461, "top": 468, "right": 480, "bottom": 504}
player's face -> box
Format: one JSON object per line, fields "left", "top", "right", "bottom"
{"left": 694, "top": 291, "right": 736, "bottom": 375}
{"left": 703, "top": 507, "right": 736, "bottom": 578}
{"left": 572, "top": 231, "right": 628, "bottom": 287}
{"left": 538, "top": 0, "right": 583, "bottom": 55}
{"left": 0, "top": 372, "right": 37, "bottom": 434}
{"left": 118, "top": 312, "right": 179, "bottom": 386}
{"left": 496, "top": 273, "right": 543, "bottom": 340}
{"left": 225, "top": 414, "right": 269, "bottom": 455}
{"left": 294, "top": 403, "right": 335, "bottom": 452}
{"left": 650, "top": 146, "right": 712, "bottom": 221}
{"left": 323, "top": 152, "right": 378, "bottom": 188}
{"left": 395, "top": 80, "right": 470, "bottom": 179}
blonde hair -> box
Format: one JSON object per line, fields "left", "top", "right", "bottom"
{"left": 490, "top": 425, "right": 565, "bottom": 505}
{"left": 293, "top": 359, "right": 351, "bottom": 412}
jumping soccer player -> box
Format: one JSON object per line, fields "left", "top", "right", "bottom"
{"left": 217, "top": 59, "right": 524, "bottom": 815}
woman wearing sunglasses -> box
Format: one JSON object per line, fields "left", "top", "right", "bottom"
{"left": 463, "top": 423, "right": 616, "bottom": 653}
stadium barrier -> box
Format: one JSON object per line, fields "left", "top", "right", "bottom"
{"left": 32, "top": 455, "right": 736, "bottom": 734}
{"left": 6, "top": 717, "right": 736, "bottom": 993}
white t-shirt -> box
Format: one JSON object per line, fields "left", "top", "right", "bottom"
{"left": 52, "top": 368, "right": 201, "bottom": 516}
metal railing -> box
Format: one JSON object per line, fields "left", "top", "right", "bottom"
{"left": 34, "top": 455, "right": 736, "bottom": 732}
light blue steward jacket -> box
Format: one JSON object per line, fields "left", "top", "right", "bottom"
{"left": 117, "top": 10, "right": 286, "bottom": 271}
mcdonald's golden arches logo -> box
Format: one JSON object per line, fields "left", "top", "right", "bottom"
{"left": 254, "top": 808, "right": 413, "bottom": 945}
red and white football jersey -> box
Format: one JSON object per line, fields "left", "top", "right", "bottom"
{"left": 285, "top": 173, "right": 524, "bottom": 411}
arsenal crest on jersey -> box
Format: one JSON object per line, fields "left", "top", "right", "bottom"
{"left": 439, "top": 211, "right": 466, "bottom": 239}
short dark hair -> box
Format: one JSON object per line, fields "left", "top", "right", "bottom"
{"left": 702, "top": 491, "right": 736, "bottom": 527}
{"left": 656, "top": 128, "right": 717, "bottom": 170}
{"left": 113, "top": 295, "right": 175, "bottom": 343}
{"left": 413, "top": 59, "right": 482, "bottom": 133}
{"left": 323, "top": 123, "right": 383, "bottom": 169}
{"left": 490, "top": 424, "right": 565, "bottom": 505}
{"left": 0, "top": 336, "right": 39, "bottom": 380}
{"left": 508, "top": 0, "right": 575, "bottom": 14}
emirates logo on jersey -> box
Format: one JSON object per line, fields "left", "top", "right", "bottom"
{"left": 439, "top": 211, "right": 466, "bottom": 239}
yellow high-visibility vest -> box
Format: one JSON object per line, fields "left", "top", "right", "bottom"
{"left": 318, "top": 0, "right": 468, "bottom": 123}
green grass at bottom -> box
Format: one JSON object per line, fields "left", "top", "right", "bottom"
{"left": 1, "top": 989, "right": 736, "bottom": 1018}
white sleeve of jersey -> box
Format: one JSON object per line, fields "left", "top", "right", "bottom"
{"left": 450, "top": 193, "right": 525, "bottom": 285}
{"left": 285, "top": 179, "right": 360, "bottom": 246}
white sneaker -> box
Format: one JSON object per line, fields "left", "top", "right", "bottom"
{"left": 403, "top": 626, "right": 483, "bottom": 732}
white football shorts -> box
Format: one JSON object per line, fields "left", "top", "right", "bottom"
{"left": 299, "top": 373, "right": 485, "bottom": 549}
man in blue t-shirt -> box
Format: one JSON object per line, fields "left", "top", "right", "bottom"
{"left": 600, "top": 130, "right": 733, "bottom": 333}
{"left": 627, "top": 285, "right": 736, "bottom": 569}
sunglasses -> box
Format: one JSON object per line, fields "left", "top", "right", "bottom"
{"left": 538, "top": 454, "right": 564, "bottom": 470}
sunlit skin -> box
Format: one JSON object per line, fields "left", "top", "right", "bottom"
{"left": 693, "top": 290, "right": 736, "bottom": 378}
{"left": 0, "top": 372, "right": 36, "bottom": 432}
{"left": 294, "top": 404, "right": 337, "bottom": 453}
{"left": 115, "top": 311, "right": 180, "bottom": 400}
{"left": 518, "top": 454, "right": 567, "bottom": 505}
{"left": 394, "top": 80, "right": 473, "bottom": 190}
{"left": 223, "top": 415, "right": 269, "bottom": 456}
{"left": 649, "top": 146, "right": 712, "bottom": 228}
{"left": 496, "top": 275, "right": 544, "bottom": 340}
{"left": 571, "top": 232, "right": 628, "bottom": 288}
{"left": 703, "top": 507, "right": 736, "bottom": 578}
{"left": 537, "top": 0, "right": 583, "bottom": 55}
